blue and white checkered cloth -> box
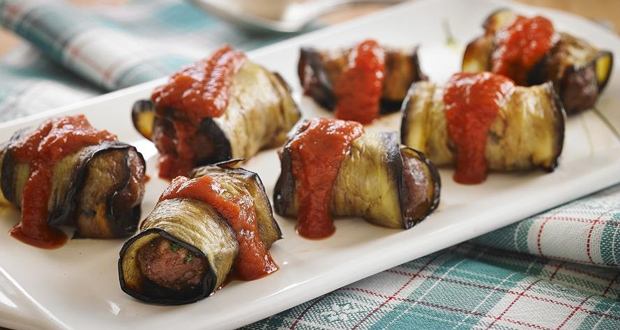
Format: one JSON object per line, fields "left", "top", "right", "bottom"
{"left": 0, "top": 0, "right": 618, "bottom": 328}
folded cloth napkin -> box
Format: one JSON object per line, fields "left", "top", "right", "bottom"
{"left": 0, "top": 0, "right": 618, "bottom": 329}
{"left": 0, "top": 0, "right": 290, "bottom": 122}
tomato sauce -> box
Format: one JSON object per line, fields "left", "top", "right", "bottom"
{"left": 491, "top": 15, "right": 557, "bottom": 85}
{"left": 156, "top": 121, "right": 197, "bottom": 180}
{"left": 334, "top": 39, "right": 385, "bottom": 124}
{"left": 151, "top": 46, "right": 246, "bottom": 179}
{"left": 9, "top": 115, "right": 117, "bottom": 249}
{"left": 443, "top": 72, "right": 515, "bottom": 184}
{"left": 288, "top": 118, "right": 364, "bottom": 238}
{"left": 159, "top": 175, "right": 277, "bottom": 280}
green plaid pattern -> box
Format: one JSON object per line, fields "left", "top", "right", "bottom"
{"left": 0, "top": 0, "right": 290, "bottom": 89}
{"left": 0, "top": 0, "right": 618, "bottom": 328}
{"left": 0, "top": 0, "right": 296, "bottom": 122}
{"left": 249, "top": 243, "right": 620, "bottom": 329}
{"left": 247, "top": 186, "right": 620, "bottom": 329}
{"left": 473, "top": 184, "right": 620, "bottom": 269}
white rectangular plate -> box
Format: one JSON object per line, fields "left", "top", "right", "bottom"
{"left": 0, "top": 0, "right": 619, "bottom": 329}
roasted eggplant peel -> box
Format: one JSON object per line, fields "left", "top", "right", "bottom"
{"left": 0, "top": 115, "right": 146, "bottom": 247}
{"left": 132, "top": 45, "right": 300, "bottom": 180}
{"left": 401, "top": 78, "right": 565, "bottom": 183}
{"left": 299, "top": 41, "right": 427, "bottom": 115}
{"left": 463, "top": 9, "right": 613, "bottom": 114}
{"left": 274, "top": 118, "right": 440, "bottom": 239}
{"left": 119, "top": 160, "right": 281, "bottom": 305}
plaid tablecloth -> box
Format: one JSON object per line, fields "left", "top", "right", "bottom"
{"left": 0, "top": 0, "right": 618, "bottom": 329}
{"left": 250, "top": 186, "right": 620, "bottom": 329}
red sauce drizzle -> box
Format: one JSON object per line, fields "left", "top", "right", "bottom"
{"left": 159, "top": 175, "right": 277, "bottom": 280}
{"left": 334, "top": 39, "right": 385, "bottom": 124}
{"left": 157, "top": 121, "right": 197, "bottom": 181}
{"left": 443, "top": 72, "right": 515, "bottom": 184}
{"left": 9, "top": 115, "right": 117, "bottom": 249}
{"left": 151, "top": 46, "right": 246, "bottom": 179}
{"left": 288, "top": 118, "right": 364, "bottom": 238}
{"left": 492, "top": 15, "right": 557, "bottom": 85}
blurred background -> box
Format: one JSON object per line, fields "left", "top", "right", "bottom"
{"left": 0, "top": 0, "right": 618, "bottom": 58}
{"left": 0, "top": 0, "right": 617, "bottom": 122}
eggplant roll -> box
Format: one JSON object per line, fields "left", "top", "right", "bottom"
{"left": 0, "top": 131, "right": 146, "bottom": 238}
{"left": 463, "top": 9, "right": 613, "bottom": 114}
{"left": 119, "top": 161, "right": 281, "bottom": 305}
{"left": 274, "top": 129, "right": 440, "bottom": 230}
{"left": 299, "top": 45, "right": 427, "bottom": 113}
{"left": 401, "top": 80, "right": 565, "bottom": 172}
{"left": 132, "top": 59, "right": 301, "bottom": 175}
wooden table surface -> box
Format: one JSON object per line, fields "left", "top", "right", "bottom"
{"left": 0, "top": 0, "right": 618, "bottom": 58}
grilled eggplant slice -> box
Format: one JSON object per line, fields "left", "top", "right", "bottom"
{"left": 119, "top": 161, "right": 281, "bottom": 305}
{"left": 0, "top": 120, "right": 146, "bottom": 240}
{"left": 299, "top": 44, "right": 427, "bottom": 113}
{"left": 401, "top": 80, "right": 565, "bottom": 174}
{"left": 463, "top": 9, "right": 613, "bottom": 114}
{"left": 274, "top": 122, "right": 440, "bottom": 233}
{"left": 133, "top": 48, "right": 301, "bottom": 179}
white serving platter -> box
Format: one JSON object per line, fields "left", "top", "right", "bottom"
{"left": 0, "top": 0, "right": 619, "bottom": 329}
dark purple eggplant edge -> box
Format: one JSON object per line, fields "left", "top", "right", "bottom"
{"left": 131, "top": 99, "right": 234, "bottom": 165}
{"left": 399, "top": 147, "right": 441, "bottom": 229}
{"left": 541, "top": 81, "right": 567, "bottom": 172}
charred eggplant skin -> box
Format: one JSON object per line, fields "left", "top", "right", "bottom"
{"left": 400, "top": 80, "right": 565, "bottom": 173}
{"left": 273, "top": 145, "right": 295, "bottom": 218}
{"left": 0, "top": 129, "right": 146, "bottom": 238}
{"left": 133, "top": 102, "right": 235, "bottom": 165}
{"left": 399, "top": 147, "right": 441, "bottom": 228}
{"left": 462, "top": 9, "right": 613, "bottom": 114}
{"left": 529, "top": 36, "right": 613, "bottom": 113}
{"left": 274, "top": 125, "right": 440, "bottom": 230}
{"left": 298, "top": 45, "right": 427, "bottom": 114}
{"left": 0, "top": 128, "right": 29, "bottom": 206}
{"left": 298, "top": 47, "right": 336, "bottom": 111}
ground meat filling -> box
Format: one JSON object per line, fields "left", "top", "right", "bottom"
{"left": 137, "top": 236, "right": 207, "bottom": 291}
